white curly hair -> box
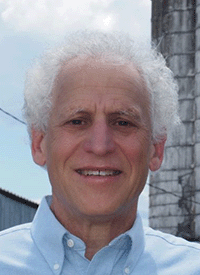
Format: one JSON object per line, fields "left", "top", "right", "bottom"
{"left": 23, "top": 30, "right": 180, "bottom": 142}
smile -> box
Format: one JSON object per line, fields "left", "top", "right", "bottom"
{"left": 76, "top": 169, "right": 122, "bottom": 176}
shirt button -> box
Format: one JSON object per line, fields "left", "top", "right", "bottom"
{"left": 67, "top": 239, "right": 74, "bottom": 248}
{"left": 124, "top": 267, "right": 130, "bottom": 274}
{"left": 54, "top": 264, "right": 60, "bottom": 270}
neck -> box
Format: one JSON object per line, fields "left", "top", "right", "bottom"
{"left": 51, "top": 199, "right": 137, "bottom": 260}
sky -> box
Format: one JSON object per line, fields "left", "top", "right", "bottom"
{"left": 0, "top": 0, "right": 151, "bottom": 225}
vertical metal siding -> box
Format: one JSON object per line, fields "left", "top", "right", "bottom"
{"left": 0, "top": 193, "right": 37, "bottom": 231}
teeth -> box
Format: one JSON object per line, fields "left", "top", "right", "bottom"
{"left": 77, "top": 170, "right": 121, "bottom": 176}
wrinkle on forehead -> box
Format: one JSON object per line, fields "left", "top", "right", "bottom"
{"left": 53, "top": 57, "right": 148, "bottom": 98}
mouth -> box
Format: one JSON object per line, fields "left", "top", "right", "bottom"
{"left": 76, "top": 169, "right": 122, "bottom": 177}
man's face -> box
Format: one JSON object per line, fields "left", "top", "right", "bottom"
{"left": 32, "top": 58, "right": 165, "bottom": 220}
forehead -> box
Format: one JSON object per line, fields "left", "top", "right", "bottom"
{"left": 52, "top": 57, "right": 150, "bottom": 114}
{"left": 55, "top": 58, "right": 146, "bottom": 92}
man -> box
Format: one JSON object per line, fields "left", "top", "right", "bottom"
{"left": 1, "top": 30, "right": 200, "bottom": 274}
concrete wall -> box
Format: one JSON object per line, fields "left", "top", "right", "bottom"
{"left": 150, "top": 0, "right": 199, "bottom": 240}
{"left": 194, "top": 0, "right": 200, "bottom": 237}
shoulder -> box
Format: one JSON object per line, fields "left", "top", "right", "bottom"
{"left": 0, "top": 222, "right": 32, "bottom": 238}
{"left": 0, "top": 223, "right": 34, "bottom": 256}
{"left": 0, "top": 223, "right": 52, "bottom": 274}
{"left": 0, "top": 223, "right": 32, "bottom": 243}
{"left": 143, "top": 227, "right": 200, "bottom": 274}
{"left": 144, "top": 226, "right": 200, "bottom": 251}
{"left": 0, "top": 223, "right": 37, "bottom": 274}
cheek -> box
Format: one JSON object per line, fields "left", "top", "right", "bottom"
{"left": 46, "top": 131, "right": 82, "bottom": 167}
{"left": 119, "top": 135, "right": 151, "bottom": 167}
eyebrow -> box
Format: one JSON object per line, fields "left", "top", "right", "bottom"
{"left": 58, "top": 107, "right": 142, "bottom": 123}
{"left": 110, "top": 108, "right": 142, "bottom": 122}
{"left": 57, "top": 108, "right": 91, "bottom": 120}
{"left": 67, "top": 108, "right": 87, "bottom": 116}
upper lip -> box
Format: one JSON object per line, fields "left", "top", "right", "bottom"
{"left": 75, "top": 166, "right": 122, "bottom": 171}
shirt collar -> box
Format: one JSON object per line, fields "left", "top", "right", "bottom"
{"left": 31, "top": 196, "right": 67, "bottom": 275}
{"left": 31, "top": 196, "right": 145, "bottom": 274}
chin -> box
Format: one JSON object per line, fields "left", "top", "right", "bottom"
{"left": 79, "top": 202, "right": 130, "bottom": 220}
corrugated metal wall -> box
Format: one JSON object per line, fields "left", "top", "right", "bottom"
{"left": 0, "top": 192, "right": 38, "bottom": 231}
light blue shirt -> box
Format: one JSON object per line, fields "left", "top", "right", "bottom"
{"left": 1, "top": 196, "right": 200, "bottom": 274}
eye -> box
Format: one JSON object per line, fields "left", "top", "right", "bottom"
{"left": 65, "top": 117, "right": 91, "bottom": 128}
{"left": 69, "top": 119, "right": 85, "bottom": 125}
{"left": 117, "top": 120, "right": 131, "bottom": 126}
{"left": 115, "top": 120, "right": 134, "bottom": 127}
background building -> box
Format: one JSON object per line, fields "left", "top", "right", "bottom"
{"left": 0, "top": 188, "right": 38, "bottom": 231}
{"left": 150, "top": 0, "right": 200, "bottom": 241}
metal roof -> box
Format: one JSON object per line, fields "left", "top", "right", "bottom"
{"left": 0, "top": 188, "right": 38, "bottom": 209}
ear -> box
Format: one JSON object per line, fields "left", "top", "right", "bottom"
{"left": 31, "top": 128, "right": 47, "bottom": 166}
{"left": 149, "top": 137, "right": 166, "bottom": 172}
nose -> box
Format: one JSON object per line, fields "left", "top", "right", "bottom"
{"left": 84, "top": 119, "right": 115, "bottom": 156}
